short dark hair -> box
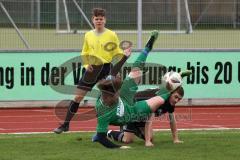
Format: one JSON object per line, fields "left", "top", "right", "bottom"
{"left": 97, "top": 76, "right": 122, "bottom": 95}
{"left": 174, "top": 86, "right": 184, "bottom": 97}
{"left": 92, "top": 8, "right": 106, "bottom": 17}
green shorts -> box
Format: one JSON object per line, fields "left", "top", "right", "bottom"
{"left": 133, "top": 100, "right": 152, "bottom": 117}
{"left": 120, "top": 76, "right": 152, "bottom": 122}
{"left": 122, "top": 100, "right": 151, "bottom": 122}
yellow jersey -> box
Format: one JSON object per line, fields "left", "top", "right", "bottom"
{"left": 81, "top": 28, "right": 123, "bottom": 68}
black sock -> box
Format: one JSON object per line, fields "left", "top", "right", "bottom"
{"left": 108, "top": 131, "right": 124, "bottom": 142}
{"left": 145, "top": 36, "right": 155, "bottom": 51}
{"left": 63, "top": 100, "right": 80, "bottom": 126}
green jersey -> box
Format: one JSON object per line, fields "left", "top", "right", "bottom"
{"left": 95, "top": 77, "right": 152, "bottom": 133}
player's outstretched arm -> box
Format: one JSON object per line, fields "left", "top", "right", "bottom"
{"left": 144, "top": 114, "right": 154, "bottom": 147}
{"left": 169, "top": 113, "right": 184, "bottom": 144}
{"left": 110, "top": 47, "right": 132, "bottom": 77}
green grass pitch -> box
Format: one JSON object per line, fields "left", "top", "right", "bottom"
{"left": 0, "top": 130, "right": 239, "bottom": 160}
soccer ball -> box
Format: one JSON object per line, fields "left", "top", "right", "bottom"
{"left": 163, "top": 71, "right": 182, "bottom": 91}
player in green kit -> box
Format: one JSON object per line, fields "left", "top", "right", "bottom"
{"left": 107, "top": 85, "right": 185, "bottom": 147}
{"left": 92, "top": 30, "right": 183, "bottom": 148}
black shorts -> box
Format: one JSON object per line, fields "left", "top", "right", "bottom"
{"left": 123, "top": 122, "right": 146, "bottom": 140}
{"left": 77, "top": 63, "right": 112, "bottom": 91}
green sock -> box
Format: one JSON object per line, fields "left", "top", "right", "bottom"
{"left": 132, "top": 47, "right": 150, "bottom": 70}
{"left": 155, "top": 89, "right": 170, "bottom": 101}
{"left": 155, "top": 81, "right": 171, "bottom": 101}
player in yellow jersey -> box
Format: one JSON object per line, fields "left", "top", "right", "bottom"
{"left": 54, "top": 8, "right": 128, "bottom": 134}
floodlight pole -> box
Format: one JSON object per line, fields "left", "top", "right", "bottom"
{"left": 233, "top": 0, "right": 237, "bottom": 29}
{"left": 0, "top": 2, "right": 30, "bottom": 49}
{"left": 56, "top": 0, "right": 59, "bottom": 31}
{"left": 137, "top": 0, "right": 142, "bottom": 49}
{"left": 177, "top": 0, "right": 181, "bottom": 31}
{"left": 31, "top": 0, "right": 34, "bottom": 27}
{"left": 36, "top": 0, "right": 40, "bottom": 29}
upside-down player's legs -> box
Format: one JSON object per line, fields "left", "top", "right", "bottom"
{"left": 119, "top": 30, "right": 159, "bottom": 105}
{"left": 129, "top": 30, "right": 159, "bottom": 85}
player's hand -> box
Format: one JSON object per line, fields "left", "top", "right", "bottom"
{"left": 120, "top": 146, "right": 131, "bottom": 149}
{"left": 145, "top": 141, "right": 154, "bottom": 147}
{"left": 86, "top": 65, "right": 93, "bottom": 72}
{"left": 123, "top": 47, "right": 132, "bottom": 57}
{"left": 173, "top": 139, "right": 184, "bottom": 144}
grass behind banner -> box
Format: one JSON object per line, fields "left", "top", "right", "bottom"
{"left": 0, "top": 130, "right": 239, "bottom": 160}
{"left": 1, "top": 29, "right": 240, "bottom": 49}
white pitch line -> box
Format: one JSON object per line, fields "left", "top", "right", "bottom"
{"left": 154, "top": 128, "right": 240, "bottom": 132}
{"left": 0, "top": 121, "right": 59, "bottom": 124}
{"left": 0, "top": 115, "right": 56, "bottom": 118}
{"left": 31, "top": 110, "right": 54, "bottom": 113}
{"left": 1, "top": 128, "right": 240, "bottom": 135}
{"left": 0, "top": 130, "right": 96, "bottom": 135}
{"left": 179, "top": 121, "right": 230, "bottom": 129}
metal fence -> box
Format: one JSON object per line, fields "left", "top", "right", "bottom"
{"left": 0, "top": 0, "right": 240, "bottom": 50}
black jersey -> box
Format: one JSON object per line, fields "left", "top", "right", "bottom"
{"left": 155, "top": 98, "right": 175, "bottom": 117}
{"left": 123, "top": 89, "right": 175, "bottom": 137}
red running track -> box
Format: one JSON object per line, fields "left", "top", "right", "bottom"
{"left": 0, "top": 106, "right": 240, "bottom": 133}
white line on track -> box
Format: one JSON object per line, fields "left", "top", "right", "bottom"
{"left": 0, "top": 128, "right": 240, "bottom": 135}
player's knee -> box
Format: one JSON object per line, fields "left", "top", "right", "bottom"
{"left": 124, "top": 139, "right": 133, "bottom": 144}
{"left": 123, "top": 137, "right": 134, "bottom": 144}
{"left": 129, "top": 69, "right": 141, "bottom": 78}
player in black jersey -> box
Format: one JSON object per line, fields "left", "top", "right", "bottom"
{"left": 107, "top": 86, "right": 184, "bottom": 147}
